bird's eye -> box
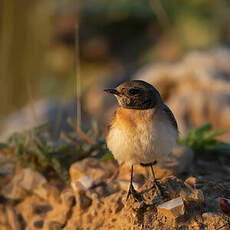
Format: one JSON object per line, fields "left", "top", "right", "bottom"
{"left": 128, "top": 88, "right": 140, "bottom": 95}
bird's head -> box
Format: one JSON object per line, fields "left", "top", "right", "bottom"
{"left": 104, "top": 80, "right": 162, "bottom": 110}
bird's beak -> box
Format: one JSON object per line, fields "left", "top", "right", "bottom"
{"left": 104, "top": 88, "right": 120, "bottom": 96}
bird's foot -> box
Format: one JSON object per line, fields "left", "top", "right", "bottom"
{"left": 152, "top": 179, "right": 163, "bottom": 196}
{"left": 126, "top": 184, "right": 142, "bottom": 202}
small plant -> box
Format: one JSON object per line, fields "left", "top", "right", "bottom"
{"left": 0, "top": 120, "right": 109, "bottom": 184}
{"left": 179, "top": 124, "right": 230, "bottom": 155}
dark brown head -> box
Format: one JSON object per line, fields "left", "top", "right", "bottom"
{"left": 104, "top": 80, "right": 163, "bottom": 110}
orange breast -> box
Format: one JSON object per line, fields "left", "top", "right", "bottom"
{"left": 112, "top": 108, "right": 155, "bottom": 132}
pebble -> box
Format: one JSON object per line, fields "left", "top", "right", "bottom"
{"left": 157, "top": 197, "right": 184, "bottom": 219}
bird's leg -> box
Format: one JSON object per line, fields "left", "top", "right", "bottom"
{"left": 140, "top": 161, "right": 162, "bottom": 196}
{"left": 126, "top": 165, "right": 142, "bottom": 201}
{"left": 150, "top": 164, "right": 162, "bottom": 196}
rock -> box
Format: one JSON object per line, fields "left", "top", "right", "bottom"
{"left": 180, "top": 189, "right": 204, "bottom": 203}
{"left": 117, "top": 163, "right": 147, "bottom": 183}
{"left": 1, "top": 168, "right": 47, "bottom": 200}
{"left": 33, "top": 204, "right": 53, "bottom": 215}
{"left": 117, "top": 180, "right": 141, "bottom": 192}
{"left": 16, "top": 195, "right": 50, "bottom": 230}
{"left": 33, "top": 184, "right": 50, "bottom": 200}
{"left": 76, "top": 192, "right": 92, "bottom": 211}
{"left": 160, "top": 145, "right": 194, "bottom": 174}
{"left": 6, "top": 205, "right": 21, "bottom": 230}
{"left": 184, "top": 176, "right": 197, "bottom": 187}
{"left": 117, "top": 146, "right": 194, "bottom": 182}
{"left": 19, "top": 168, "right": 47, "bottom": 191}
{"left": 70, "top": 158, "right": 116, "bottom": 187}
{"left": 92, "top": 184, "right": 116, "bottom": 198}
{"left": 1, "top": 181, "right": 27, "bottom": 200}
{"left": 33, "top": 219, "right": 44, "bottom": 228}
{"left": 60, "top": 188, "right": 75, "bottom": 207}
{"left": 0, "top": 224, "right": 8, "bottom": 230}
{"left": 202, "top": 212, "right": 229, "bottom": 229}
{"left": 48, "top": 221, "right": 63, "bottom": 230}
{"left": 157, "top": 197, "right": 185, "bottom": 220}
{"left": 0, "top": 163, "right": 15, "bottom": 176}
{"left": 71, "top": 176, "right": 94, "bottom": 192}
{"left": 0, "top": 205, "right": 7, "bottom": 224}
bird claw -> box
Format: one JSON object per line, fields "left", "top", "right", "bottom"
{"left": 152, "top": 179, "right": 163, "bottom": 196}
{"left": 126, "top": 184, "right": 142, "bottom": 202}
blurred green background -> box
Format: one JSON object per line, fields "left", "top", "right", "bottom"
{"left": 1, "top": 0, "right": 230, "bottom": 122}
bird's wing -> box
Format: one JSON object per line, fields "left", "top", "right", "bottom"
{"left": 161, "top": 104, "right": 178, "bottom": 133}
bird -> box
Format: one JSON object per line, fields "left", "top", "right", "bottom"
{"left": 104, "top": 80, "right": 178, "bottom": 201}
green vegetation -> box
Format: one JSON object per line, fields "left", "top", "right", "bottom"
{"left": 0, "top": 120, "right": 108, "bottom": 184}
{"left": 179, "top": 124, "right": 230, "bottom": 155}
{"left": 0, "top": 123, "right": 229, "bottom": 184}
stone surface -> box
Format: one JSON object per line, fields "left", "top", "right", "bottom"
{"left": 1, "top": 145, "right": 230, "bottom": 229}
{"left": 60, "top": 188, "right": 75, "bottom": 207}
{"left": 117, "top": 180, "right": 141, "bottom": 192}
{"left": 1, "top": 168, "right": 47, "bottom": 200}
{"left": 16, "top": 195, "right": 50, "bottom": 230}
{"left": 6, "top": 205, "right": 21, "bottom": 230}
{"left": 117, "top": 145, "right": 194, "bottom": 183}
{"left": 71, "top": 176, "right": 94, "bottom": 192}
{"left": 202, "top": 212, "right": 229, "bottom": 229}
{"left": 180, "top": 189, "right": 204, "bottom": 203}
{"left": 157, "top": 197, "right": 185, "bottom": 219}
{"left": 160, "top": 145, "right": 194, "bottom": 175}
{"left": 184, "top": 176, "right": 197, "bottom": 186}
{"left": 0, "top": 205, "right": 7, "bottom": 224}
{"left": 76, "top": 192, "right": 92, "bottom": 211}
{"left": 33, "top": 219, "right": 44, "bottom": 228}
{"left": 70, "top": 157, "right": 116, "bottom": 184}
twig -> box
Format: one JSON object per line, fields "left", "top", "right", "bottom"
{"left": 67, "top": 118, "right": 96, "bottom": 145}
{"left": 75, "top": 125, "right": 96, "bottom": 145}
{"left": 75, "top": 11, "right": 81, "bottom": 129}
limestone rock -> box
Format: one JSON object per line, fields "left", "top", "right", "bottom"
{"left": 0, "top": 162, "right": 15, "bottom": 177}
{"left": 70, "top": 158, "right": 116, "bottom": 187}
{"left": 19, "top": 168, "right": 47, "bottom": 191}
{"left": 0, "top": 205, "right": 7, "bottom": 224}
{"left": 16, "top": 195, "right": 51, "bottom": 230}
{"left": 1, "top": 168, "right": 47, "bottom": 200}
{"left": 76, "top": 192, "right": 92, "bottom": 211}
{"left": 33, "top": 219, "right": 44, "bottom": 228}
{"left": 119, "top": 163, "right": 149, "bottom": 181}
{"left": 157, "top": 197, "right": 185, "bottom": 220}
{"left": 202, "top": 212, "right": 229, "bottom": 229}
{"left": 117, "top": 180, "right": 141, "bottom": 192}
{"left": 160, "top": 145, "right": 194, "bottom": 174}
{"left": 60, "top": 188, "right": 75, "bottom": 207}
{"left": 71, "top": 176, "right": 94, "bottom": 192}
{"left": 184, "top": 176, "right": 197, "bottom": 186}
{"left": 180, "top": 189, "right": 204, "bottom": 203}
{"left": 118, "top": 145, "right": 194, "bottom": 182}
{"left": 6, "top": 205, "right": 21, "bottom": 230}
{"left": 48, "top": 221, "right": 63, "bottom": 230}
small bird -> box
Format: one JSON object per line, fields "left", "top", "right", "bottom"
{"left": 104, "top": 80, "right": 178, "bottom": 200}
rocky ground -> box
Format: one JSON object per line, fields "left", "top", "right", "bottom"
{"left": 0, "top": 145, "right": 230, "bottom": 230}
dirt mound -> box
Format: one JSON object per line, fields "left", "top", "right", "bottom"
{"left": 1, "top": 154, "right": 230, "bottom": 230}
